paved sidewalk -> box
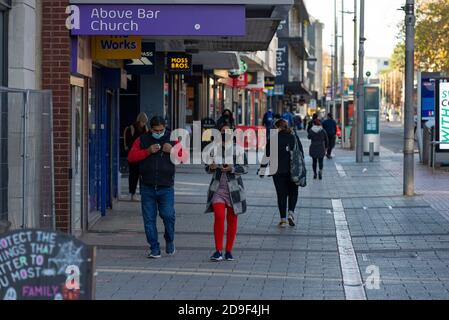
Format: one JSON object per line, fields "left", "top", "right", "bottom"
{"left": 82, "top": 131, "right": 449, "bottom": 300}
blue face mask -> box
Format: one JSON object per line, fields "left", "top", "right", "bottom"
{"left": 152, "top": 130, "right": 165, "bottom": 140}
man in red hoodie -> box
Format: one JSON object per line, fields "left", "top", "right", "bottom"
{"left": 128, "top": 116, "right": 176, "bottom": 259}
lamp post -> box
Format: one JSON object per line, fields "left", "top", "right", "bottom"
{"left": 403, "top": 0, "right": 415, "bottom": 196}
{"left": 356, "top": 0, "right": 365, "bottom": 163}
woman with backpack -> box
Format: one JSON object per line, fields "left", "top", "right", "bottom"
{"left": 308, "top": 118, "right": 329, "bottom": 181}
{"left": 261, "top": 119, "right": 305, "bottom": 228}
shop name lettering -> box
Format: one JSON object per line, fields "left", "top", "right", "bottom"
{"left": 100, "top": 38, "right": 138, "bottom": 50}
{"left": 66, "top": 6, "right": 161, "bottom": 31}
{"left": 441, "top": 89, "right": 449, "bottom": 142}
{"left": 170, "top": 58, "right": 190, "bottom": 70}
{"left": 0, "top": 232, "right": 57, "bottom": 294}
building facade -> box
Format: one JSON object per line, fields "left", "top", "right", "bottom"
{"left": 41, "top": 0, "right": 293, "bottom": 233}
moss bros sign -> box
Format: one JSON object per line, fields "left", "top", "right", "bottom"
{"left": 167, "top": 53, "right": 192, "bottom": 74}
{"left": 437, "top": 80, "right": 449, "bottom": 152}
{"left": 66, "top": 4, "right": 245, "bottom": 36}
{"left": 0, "top": 229, "right": 95, "bottom": 300}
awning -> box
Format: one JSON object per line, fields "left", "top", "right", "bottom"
{"left": 192, "top": 52, "right": 240, "bottom": 70}
{"left": 283, "top": 81, "right": 311, "bottom": 96}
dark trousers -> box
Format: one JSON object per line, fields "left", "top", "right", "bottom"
{"left": 128, "top": 162, "right": 140, "bottom": 195}
{"left": 327, "top": 134, "right": 336, "bottom": 157}
{"left": 273, "top": 174, "right": 299, "bottom": 219}
{"left": 312, "top": 157, "right": 324, "bottom": 174}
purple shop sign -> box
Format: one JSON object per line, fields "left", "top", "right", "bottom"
{"left": 69, "top": 4, "right": 246, "bottom": 36}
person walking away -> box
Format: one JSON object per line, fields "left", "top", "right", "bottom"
{"left": 216, "top": 109, "right": 236, "bottom": 130}
{"left": 282, "top": 107, "right": 294, "bottom": 128}
{"left": 294, "top": 114, "right": 303, "bottom": 131}
{"left": 308, "top": 119, "right": 329, "bottom": 180}
{"left": 205, "top": 122, "right": 248, "bottom": 262}
{"left": 128, "top": 116, "right": 177, "bottom": 259}
{"left": 322, "top": 113, "right": 337, "bottom": 159}
{"left": 307, "top": 113, "right": 319, "bottom": 133}
{"left": 262, "top": 108, "right": 274, "bottom": 130}
{"left": 261, "top": 119, "right": 304, "bottom": 228}
{"left": 124, "top": 112, "right": 149, "bottom": 201}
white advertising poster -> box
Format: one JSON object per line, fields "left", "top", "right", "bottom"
{"left": 439, "top": 81, "right": 449, "bottom": 150}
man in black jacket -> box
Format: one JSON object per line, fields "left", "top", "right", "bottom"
{"left": 128, "top": 116, "right": 177, "bottom": 259}
{"left": 322, "top": 113, "right": 337, "bottom": 159}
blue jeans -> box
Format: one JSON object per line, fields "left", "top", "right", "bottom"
{"left": 141, "top": 184, "right": 176, "bottom": 254}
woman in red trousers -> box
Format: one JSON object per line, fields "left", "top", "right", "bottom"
{"left": 205, "top": 122, "right": 248, "bottom": 262}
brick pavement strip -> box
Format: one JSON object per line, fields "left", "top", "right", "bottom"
{"left": 86, "top": 132, "right": 449, "bottom": 300}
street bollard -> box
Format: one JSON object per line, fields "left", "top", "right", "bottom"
{"left": 369, "top": 142, "right": 374, "bottom": 162}
{"left": 0, "top": 221, "right": 11, "bottom": 234}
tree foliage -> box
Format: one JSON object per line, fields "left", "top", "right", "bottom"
{"left": 415, "top": 0, "right": 449, "bottom": 73}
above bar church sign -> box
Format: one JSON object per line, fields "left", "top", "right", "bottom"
{"left": 67, "top": 4, "right": 246, "bottom": 36}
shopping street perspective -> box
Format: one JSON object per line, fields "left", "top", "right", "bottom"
{"left": 1, "top": 0, "right": 449, "bottom": 306}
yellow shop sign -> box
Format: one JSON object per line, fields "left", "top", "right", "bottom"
{"left": 92, "top": 36, "right": 142, "bottom": 60}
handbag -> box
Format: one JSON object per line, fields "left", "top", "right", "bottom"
{"left": 290, "top": 132, "right": 307, "bottom": 187}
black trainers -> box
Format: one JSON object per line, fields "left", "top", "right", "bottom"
{"left": 313, "top": 173, "right": 318, "bottom": 180}
{"left": 288, "top": 212, "right": 296, "bottom": 227}
{"left": 319, "top": 171, "right": 323, "bottom": 180}
{"left": 225, "top": 252, "right": 235, "bottom": 261}
{"left": 210, "top": 251, "right": 223, "bottom": 262}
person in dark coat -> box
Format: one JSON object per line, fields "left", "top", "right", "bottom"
{"left": 322, "top": 113, "right": 337, "bottom": 159}
{"left": 124, "top": 112, "right": 149, "bottom": 201}
{"left": 261, "top": 119, "right": 304, "bottom": 228}
{"left": 308, "top": 119, "right": 329, "bottom": 180}
{"left": 307, "top": 113, "right": 319, "bottom": 133}
{"left": 216, "top": 109, "right": 235, "bottom": 130}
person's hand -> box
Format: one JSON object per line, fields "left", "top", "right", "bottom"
{"left": 162, "top": 143, "right": 173, "bottom": 153}
{"left": 221, "top": 165, "right": 233, "bottom": 173}
{"left": 148, "top": 144, "right": 161, "bottom": 154}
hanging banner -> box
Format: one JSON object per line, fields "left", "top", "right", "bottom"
{"left": 68, "top": 4, "right": 246, "bottom": 36}
{"left": 437, "top": 80, "right": 449, "bottom": 152}
{"left": 125, "top": 42, "right": 156, "bottom": 75}
{"left": 246, "top": 71, "right": 265, "bottom": 89}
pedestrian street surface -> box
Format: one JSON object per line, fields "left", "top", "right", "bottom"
{"left": 82, "top": 130, "right": 449, "bottom": 300}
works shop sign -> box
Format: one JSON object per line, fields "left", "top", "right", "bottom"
{"left": 0, "top": 230, "right": 95, "bottom": 300}
{"left": 437, "top": 80, "right": 449, "bottom": 152}
{"left": 167, "top": 53, "right": 192, "bottom": 74}
{"left": 91, "top": 36, "right": 142, "bottom": 60}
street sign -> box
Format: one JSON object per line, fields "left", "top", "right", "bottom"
{"left": 436, "top": 79, "right": 449, "bottom": 152}
{"left": 91, "top": 36, "right": 142, "bottom": 60}
{"left": 0, "top": 229, "right": 95, "bottom": 300}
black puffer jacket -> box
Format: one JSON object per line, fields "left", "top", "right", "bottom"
{"left": 308, "top": 126, "right": 329, "bottom": 158}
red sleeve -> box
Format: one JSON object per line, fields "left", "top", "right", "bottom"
{"left": 127, "top": 138, "right": 151, "bottom": 163}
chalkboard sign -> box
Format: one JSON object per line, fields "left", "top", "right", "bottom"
{"left": 0, "top": 229, "right": 96, "bottom": 300}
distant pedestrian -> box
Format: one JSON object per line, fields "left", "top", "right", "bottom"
{"left": 308, "top": 119, "right": 329, "bottom": 180}
{"left": 262, "top": 108, "right": 274, "bottom": 130}
{"left": 124, "top": 112, "right": 149, "bottom": 201}
{"left": 294, "top": 114, "right": 303, "bottom": 131}
{"left": 216, "top": 109, "right": 235, "bottom": 130}
{"left": 307, "top": 113, "right": 319, "bottom": 133}
{"left": 261, "top": 119, "right": 304, "bottom": 228}
{"left": 128, "top": 116, "right": 177, "bottom": 259}
{"left": 303, "top": 116, "right": 309, "bottom": 131}
{"left": 205, "top": 122, "right": 248, "bottom": 262}
{"left": 282, "top": 108, "right": 294, "bottom": 127}
{"left": 322, "top": 113, "right": 337, "bottom": 159}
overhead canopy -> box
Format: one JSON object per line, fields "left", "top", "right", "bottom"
{"left": 192, "top": 52, "right": 240, "bottom": 70}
